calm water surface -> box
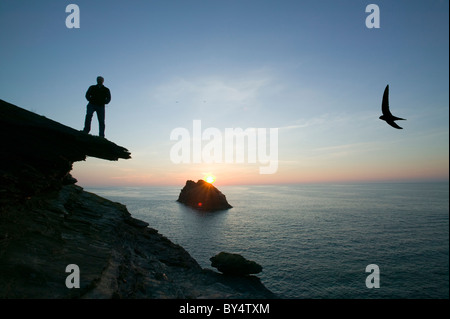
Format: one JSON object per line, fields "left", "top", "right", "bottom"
{"left": 86, "top": 182, "right": 449, "bottom": 299}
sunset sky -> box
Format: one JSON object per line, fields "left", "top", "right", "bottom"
{"left": 0, "top": 0, "right": 448, "bottom": 186}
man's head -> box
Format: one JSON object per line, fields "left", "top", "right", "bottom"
{"left": 97, "top": 76, "right": 104, "bottom": 85}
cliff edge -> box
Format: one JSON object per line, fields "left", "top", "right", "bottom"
{"left": 0, "top": 99, "right": 130, "bottom": 205}
{"left": 0, "top": 99, "right": 275, "bottom": 298}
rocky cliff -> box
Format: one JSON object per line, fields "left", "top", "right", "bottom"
{"left": 0, "top": 99, "right": 275, "bottom": 299}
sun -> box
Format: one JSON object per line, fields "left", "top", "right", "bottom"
{"left": 204, "top": 175, "right": 216, "bottom": 184}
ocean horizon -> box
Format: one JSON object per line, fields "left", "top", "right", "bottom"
{"left": 85, "top": 181, "right": 449, "bottom": 299}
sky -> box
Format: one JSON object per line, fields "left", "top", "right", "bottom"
{"left": 0, "top": 0, "right": 448, "bottom": 186}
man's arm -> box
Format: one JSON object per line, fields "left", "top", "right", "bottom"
{"left": 105, "top": 88, "right": 111, "bottom": 105}
{"left": 85, "top": 86, "right": 93, "bottom": 102}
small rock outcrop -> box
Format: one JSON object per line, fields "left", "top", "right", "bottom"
{"left": 210, "top": 252, "right": 263, "bottom": 276}
{"left": 177, "top": 180, "right": 233, "bottom": 211}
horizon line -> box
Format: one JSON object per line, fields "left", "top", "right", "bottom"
{"left": 79, "top": 177, "right": 449, "bottom": 188}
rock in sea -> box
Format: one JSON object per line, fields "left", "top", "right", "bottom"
{"left": 210, "top": 252, "right": 263, "bottom": 276}
{"left": 177, "top": 180, "right": 232, "bottom": 212}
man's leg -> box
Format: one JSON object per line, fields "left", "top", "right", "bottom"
{"left": 83, "top": 103, "right": 95, "bottom": 133}
{"left": 96, "top": 105, "right": 105, "bottom": 137}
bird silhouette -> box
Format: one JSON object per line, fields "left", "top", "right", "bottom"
{"left": 379, "top": 85, "right": 406, "bottom": 129}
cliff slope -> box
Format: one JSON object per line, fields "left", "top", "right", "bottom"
{"left": 0, "top": 100, "right": 275, "bottom": 298}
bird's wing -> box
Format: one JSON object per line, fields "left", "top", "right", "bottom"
{"left": 381, "top": 85, "right": 392, "bottom": 117}
{"left": 386, "top": 120, "right": 403, "bottom": 129}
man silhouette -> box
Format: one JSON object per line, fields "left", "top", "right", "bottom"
{"left": 83, "top": 76, "right": 111, "bottom": 137}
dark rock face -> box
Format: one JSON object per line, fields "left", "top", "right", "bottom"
{"left": 177, "top": 180, "right": 232, "bottom": 211}
{"left": 210, "top": 252, "right": 263, "bottom": 276}
{"left": 0, "top": 99, "right": 130, "bottom": 205}
{"left": 0, "top": 99, "right": 275, "bottom": 298}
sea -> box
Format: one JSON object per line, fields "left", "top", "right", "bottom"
{"left": 86, "top": 182, "right": 449, "bottom": 299}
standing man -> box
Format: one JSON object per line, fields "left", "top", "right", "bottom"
{"left": 83, "top": 76, "right": 111, "bottom": 138}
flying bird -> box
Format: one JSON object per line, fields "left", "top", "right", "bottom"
{"left": 379, "top": 85, "right": 406, "bottom": 129}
